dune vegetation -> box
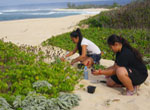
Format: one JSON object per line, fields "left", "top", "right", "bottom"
{"left": 0, "top": 39, "right": 82, "bottom": 109}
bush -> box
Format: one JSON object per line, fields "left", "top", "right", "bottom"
{"left": 79, "top": 0, "right": 150, "bottom": 29}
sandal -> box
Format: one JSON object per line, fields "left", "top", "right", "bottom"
{"left": 126, "top": 86, "right": 137, "bottom": 96}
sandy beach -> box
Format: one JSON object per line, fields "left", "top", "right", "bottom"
{"left": 0, "top": 14, "right": 88, "bottom": 46}
{"left": 73, "top": 61, "right": 150, "bottom": 110}
{"left": 0, "top": 8, "right": 150, "bottom": 110}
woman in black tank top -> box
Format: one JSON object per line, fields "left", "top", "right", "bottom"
{"left": 92, "top": 34, "right": 148, "bottom": 96}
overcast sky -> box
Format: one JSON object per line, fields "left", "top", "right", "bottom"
{"left": 0, "top": 0, "right": 129, "bottom": 6}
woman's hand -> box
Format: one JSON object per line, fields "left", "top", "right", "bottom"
{"left": 92, "top": 69, "right": 102, "bottom": 76}
{"left": 71, "top": 59, "right": 76, "bottom": 65}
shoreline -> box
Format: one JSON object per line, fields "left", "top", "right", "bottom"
{"left": 0, "top": 8, "right": 109, "bottom": 23}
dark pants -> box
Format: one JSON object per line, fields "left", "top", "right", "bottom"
{"left": 87, "top": 54, "right": 101, "bottom": 64}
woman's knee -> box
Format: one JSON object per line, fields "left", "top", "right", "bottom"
{"left": 82, "top": 58, "right": 93, "bottom": 66}
{"left": 82, "top": 60, "right": 88, "bottom": 66}
{"left": 106, "top": 78, "right": 116, "bottom": 87}
{"left": 116, "top": 67, "right": 128, "bottom": 78}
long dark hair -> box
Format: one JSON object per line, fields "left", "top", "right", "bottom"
{"left": 107, "top": 34, "right": 143, "bottom": 63}
{"left": 70, "top": 28, "right": 83, "bottom": 55}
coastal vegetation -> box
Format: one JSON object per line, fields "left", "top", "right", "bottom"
{"left": 0, "top": 39, "right": 82, "bottom": 109}
{"left": 67, "top": 2, "right": 120, "bottom": 9}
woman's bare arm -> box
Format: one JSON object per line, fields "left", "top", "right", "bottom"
{"left": 71, "top": 45, "right": 87, "bottom": 64}
{"left": 92, "top": 63, "right": 118, "bottom": 76}
{"left": 101, "top": 63, "right": 117, "bottom": 76}
{"left": 65, "top": 46, "right": 78, "bottom": 57}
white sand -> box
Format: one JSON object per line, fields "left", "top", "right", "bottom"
{"left": 73, "top": 63, "right": 150, "bottom": 110}
{"left": 0, "top": 8, "right": 150, "bottom": 110}
{"left": 0, "top": 15, "right": 88, "bottom": 46}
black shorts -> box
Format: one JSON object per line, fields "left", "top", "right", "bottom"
{"left": 111, "top": 67, "right": 148, "bottom": 86}
{"left": 87, "top": 54, "right": 101, "bottom": 64}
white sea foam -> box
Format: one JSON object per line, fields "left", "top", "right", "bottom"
{"left": 25, "top": 12, "right": 56, "bottom": 15}
{"left": 1, "top": 8, "right": 53, "bottom": 13}
{"left": 27, "top": 11, "right": 100, "bottom": 16}
{"left": 2, "top": 9, "right": 19, "bottom": 12}
{"left": 54, "top": 10, "right": 100, "bottom": 15}
{"left": 21, "top": 11, "right": 84, "bottom": 15}
{"left": 1, "top": 8, "right": 100, "bottom": 16}
{"left": 81, "top": 11, "right": 100, "bottom": 15}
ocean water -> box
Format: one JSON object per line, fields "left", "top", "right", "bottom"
{"left": 0, "top": 0, "right": 131, "bottom": 21}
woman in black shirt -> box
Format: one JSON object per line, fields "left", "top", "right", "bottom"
{"left": 92, "top": 34, "right": 148, "bottom": 95}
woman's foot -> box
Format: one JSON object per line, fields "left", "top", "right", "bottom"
{"left": 126, "top": 86, "right": 138, "bottom": 96}
{"left": 105, "top": 76, "right": 110, "bottom": 79}
{"left": 77, "top": 63, "right": 84, "bottom": 69}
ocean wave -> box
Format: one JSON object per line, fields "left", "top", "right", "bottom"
{"left": 0, "top": 12, "right": 3, "bottom": 15}
{"left": 24, "top": 11, "right": 96, "bottom": 16}
{"left": 55, "top": 11, "right": 100, "bottom": 15}
{"left": 20, "top": 11, "right": 81, "bottom": 15}
{"left": 2, "top": 9, "right": 19, "bottom": 12}
{"left": 1, "top": 8, "right": 53, "bottom": 13}
{"left": 27, "top": 12, "right": 56, "bottom": 15}
{"left": 81, "top": 11, "right": 100, "bottom": 15}
{"left": 57, "top": 11, "right": 80, "bottom": 14}
{"left": 1, "top": 8, "right": 100, "bottom": 16}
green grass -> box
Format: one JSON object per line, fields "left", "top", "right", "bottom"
{"left": 42, "top": 28, "right": 150, "bottom": 69}
{"left": 0, "top": 39, "right": 82, "bottom": 107}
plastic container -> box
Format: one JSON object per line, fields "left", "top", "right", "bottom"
{"left": 87, "top": 85, "right": 96, "bottom": 94}
{"left": 84, "top": 66, "right": 88, "bottom": 80}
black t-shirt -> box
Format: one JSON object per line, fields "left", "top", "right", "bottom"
{"left": 115, "top": 46, "right": 148, "bottom": 75}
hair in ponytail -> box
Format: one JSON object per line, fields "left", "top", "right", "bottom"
{"left": 107, "top": 34, "right": 143, "bottom": 63}
{"left": 70, "top": 28, "right": 83, "bottom": 55}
